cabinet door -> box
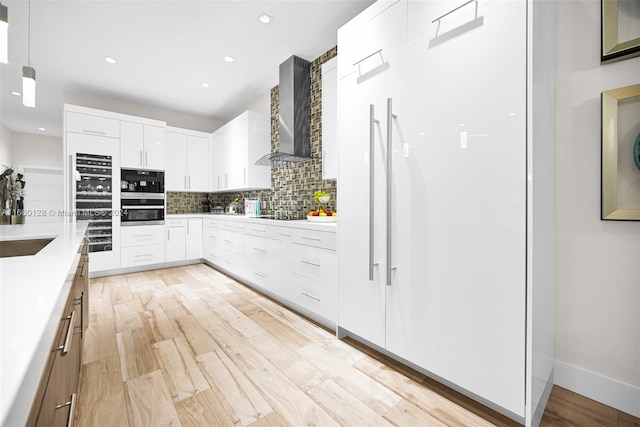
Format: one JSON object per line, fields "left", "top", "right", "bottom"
{"left": 144, "top": 125, "right": 165, "bottom": 170}
{"left": 187, "top": 135, "right": 209, "bottom": 191}
{"left": 226, "top": 117, "right": 248, "bottom": 190}
{"left": 337, "top": 0, "right": 406, "bottom": 79}
{"left": 186, "top": 218, "right": 203, "bottom": 259}
{"left": 209, "top": 132, "right": 223, "bottom": 191}
{"left": 165, "top": 222, "right": 186, "bottom": 262}
{"left": 337, "top": 64, "right": 389, "bottom": 348}
{"left": 322, "top": 58, "right": 338, "bottom": 180}
{"left": 66, "top": 111, "right": 120, "bottom": 138}
{"left": 384, "top": 1, "right": 527, "bottom": 416}
{"left": 165, "top": 132, "right": 188, "bottom": 191}
{"left": 120, "top": 121, "right": 144, "bottom": 168}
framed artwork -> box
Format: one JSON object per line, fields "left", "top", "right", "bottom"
{"left": 602, "top": 0, "right": 640, "bottom": 63}
{"left": 601, "top": 84, "right": 640, "bottom": 220}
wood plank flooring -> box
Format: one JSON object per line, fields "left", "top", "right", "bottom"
{"left": 76, "top": 264, "right": 640, "bottom": 427}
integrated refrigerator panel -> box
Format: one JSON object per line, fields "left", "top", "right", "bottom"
{"left": 75, "top": 153, "right": 113, "bottom": 253}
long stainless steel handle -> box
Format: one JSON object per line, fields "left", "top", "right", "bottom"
{"left": 184, "top": 176, "right": 187, "bottom": 189}
{"left": 302, "top": 236, "right": 321, "bottom": 241}
{"left": 134, "top": 254, "right": 154, "bottom": 258}
{"left": 386, "top": 98, "right": 396, "bottom": 287}
{"left": 145, "top": 151, "right": 148, "bottom": 167}
{"left": 253, "top": 247, "right": 266, "bottom": 252}
{"left": 83, "top": 129, "right": 106, "bottom": 135}
{"left": 168, "top": 229, "right": 170, "bottom": 241}
{"left": 244, "top": 168, "right": 246, "bottom": 186}
{"left": 140, "top": 151, "right": 143, "bottom": 167}
{"left": 253, "top": 272, "right": 266, "bottom": 278}
{"left": 302, "top": 259, "right": 321, "bottom": 267}
{"left": 188, "top": 176, "right": 191, "bottom": 189}
{"left": 187, "top": 221, "right": 190, "bottom": 235}
{"left": 369, "top": 104, "right": 377, "bottom": 281}
{"left": 56, "top": 393, "right": 77, "bottom": 427}
{"left": 53, "top": 311, "right": 76, "bottom": 355}
{"left": 68, "top": 155, "right": 74, "bottom": 213}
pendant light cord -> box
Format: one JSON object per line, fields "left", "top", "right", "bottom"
{"left": 27, "top": 0, "right": 31, "bottom": 66}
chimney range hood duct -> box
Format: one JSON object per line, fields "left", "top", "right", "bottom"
{"left": 256, "top": 55, "right": 311, "bottom": 166}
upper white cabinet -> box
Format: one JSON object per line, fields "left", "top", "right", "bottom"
{"left": 66, "top": 111, "right": 120, "bottom": 138}
{"left": 321, "top": 57, "right": 338, "bottom": 181}
{"left": 209, "top": 111, "right": 271, "bottom": 192}
{"left": 165, "top": 128, "right": 210, "bottom": 192}
{"left": 120, "top": 121, "right": 165, "bottom": 170}
{"left": 337, "top": 0, "right": 555, "bottom": 424}
{"left": 336, "top": 0, "right": 406, "bottom": 79}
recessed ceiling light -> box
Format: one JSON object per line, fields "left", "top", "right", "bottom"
{"left": 104, "top": 56, "right": 117, "bottom": 64}
{"left": 224, "top": 55, "right": 234, "bottom": 63}
{"left": 258, "top": 13, "right": 272, "bottom": 24}
{"left": 201, "top": 82, "right": 211, "bottom": 88}
{"left": 11, "top": 91, "right": 21, "bottom": 96}
{"left": 38, "top": 127, "right": 46, "bottom": 131}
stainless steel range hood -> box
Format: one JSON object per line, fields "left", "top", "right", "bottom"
{"left": 256, "top": 55, "right": 311, "bottom": 166}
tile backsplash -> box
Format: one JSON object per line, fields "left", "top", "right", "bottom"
{"left": 167, "top": 46, "right": 338, "bottom": 219}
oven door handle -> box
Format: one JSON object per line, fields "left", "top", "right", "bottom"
{"left": 121, "top": 205, "right": 165, "bottom": 210}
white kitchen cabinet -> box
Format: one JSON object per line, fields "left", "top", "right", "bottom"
{"left": 290, "top": 237, "right": 337, "bottom": 322}
{"left": 209, "top": 111, "right": 271, "bottom": 192}
{"left": 337, "top": 0, "right": 555, "bottom": 425}
{"left": 65, "top": 111, "right": 120, "bottom": 138}
{"left": 165, "top": 219, "right": 187, "bottom": 262}
{"left": 120, "top": 121, "right": 165, "bottom": 170}
{"left": 121, "top": 225, "right": 164, "bottom": 268}
{"left": 166, "top": 128, "right": 210, "bottom": 191}
{"left": 321, "top": 57, "right": 338, "bottom": 180}
{"left": 185, "top": 218, "right": 203, "bottom": 259}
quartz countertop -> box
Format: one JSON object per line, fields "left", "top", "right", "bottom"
{"left": 167, "top": 213, "right": 337, "bottom": 232}
{"left": 1, "top": 221, "right": 88, "bottom": 425}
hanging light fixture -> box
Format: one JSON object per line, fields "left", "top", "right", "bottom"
{"left": 22, "top": 0, "right": 35, "bottom": 107}
{"left": 0, "top": 1, "right": 7, "bottom": 64}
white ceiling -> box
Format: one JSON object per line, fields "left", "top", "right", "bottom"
{"left": 0, "top": 1, "right": 373, "bottom": 137}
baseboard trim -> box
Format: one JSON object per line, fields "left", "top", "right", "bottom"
{"left": 554, "top": 360, "right": 640, "bottom": 418}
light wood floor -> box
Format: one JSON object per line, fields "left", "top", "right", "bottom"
{"left": 76, "top": 264, "right": 639, "bottom": 427}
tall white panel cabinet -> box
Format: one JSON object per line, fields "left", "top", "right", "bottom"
{"left": 337, "top": 1, "right": 556, "bottom": 426}
{"left": 321, "top": 57, "right": 338, "bottom": 180}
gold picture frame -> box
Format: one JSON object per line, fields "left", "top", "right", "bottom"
{"left": 601, "top": 84, "right": 640, "bottom": 220}
{"left": 602, "top": 0, "right": 640, "bottom": 63}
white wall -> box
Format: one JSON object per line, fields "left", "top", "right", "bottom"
{"left": 0, "top": 122, "right": 12, "bottom": 171}
{"left": 555, "top": 0, "right": 640, "bottom": 417}
{"left": 63, "top": 91, "right": 223, "bottom": 133}
{"left": 10, "top": 131, "right": 63, "bottom": 170}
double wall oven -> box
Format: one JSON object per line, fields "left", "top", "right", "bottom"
{"left": 120, "top": 169, "right": 165, "bottom": 226}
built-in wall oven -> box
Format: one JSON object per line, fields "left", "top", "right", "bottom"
{"left": 120, "top": 169, "right": 165, "bottom": 226}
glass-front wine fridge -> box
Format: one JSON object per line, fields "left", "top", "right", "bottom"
{"left": 76, "top": 153, "right": 113, "bottom": 252}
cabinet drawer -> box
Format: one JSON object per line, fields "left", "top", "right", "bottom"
{"left": 165, "top": 218, "right": 186, "bottom": 228}
{"left": 245, "top": 259, "right": 282, "bottom": 294}
{"left": 244, "top": 234, "right": 283, "bottom": 267}
{"left": 121, "top": 225, "right": 164, "bottom": 247}
{"left": 66, "top": 111, "right": 120, "bottom": 138}
{"left": 290, "top": 275, "right": 337, "bottom": 322}
{"left": 292, "top": 245, "right": 337, "bottom": 283}
{"left": 292, "top": 228, "right": 336, "bottom": 250}
{"left": 121, "top": 244, "right": 164, "bottom": 268}
{"left": 218, "top": 229, "right": 241, "bottom": 254}
{"left": 245, "top": 223, "right": 292, "bottom": 241}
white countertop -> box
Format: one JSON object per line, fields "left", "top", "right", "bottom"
{"left": 167, "top": 213, "right": 337, "bottom": 232}
{"left": 0, "top": 221, "right": 88, "bottom": 425}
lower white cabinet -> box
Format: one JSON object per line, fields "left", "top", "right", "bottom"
{"left": 165, "top": 218, "right": 203, "bottom": 262}
{"left": 185, "top": 219, "right": 203, "bottom": 260}
{"left": 121, "top": 225, "right": 164, "bottom": 268}
{"left": 165, "top": 219, "right": 187, "bottom": 262}
{"left": 202, "top": 216, "right": 337, "bottom": 324}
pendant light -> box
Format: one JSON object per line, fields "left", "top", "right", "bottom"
{"left": 22, "top": 0, "right": 35, "bottom": 108}
{"left": 0, "top": 1, "right": 7, "bottom": 64}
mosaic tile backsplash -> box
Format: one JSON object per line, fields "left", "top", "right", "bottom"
{"left": 167, "top": 46, "right": 338, "bottom": 219}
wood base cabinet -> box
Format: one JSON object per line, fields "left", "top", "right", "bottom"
{"left": 337, "top": 1, "right": 556, "bottom": 425}
{"left": 27, "top": 236, "right": 88, "bottom": 426}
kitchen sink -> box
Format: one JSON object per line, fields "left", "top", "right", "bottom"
{"left": 0, "top": 238, "right": 55, "bottom": 258}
